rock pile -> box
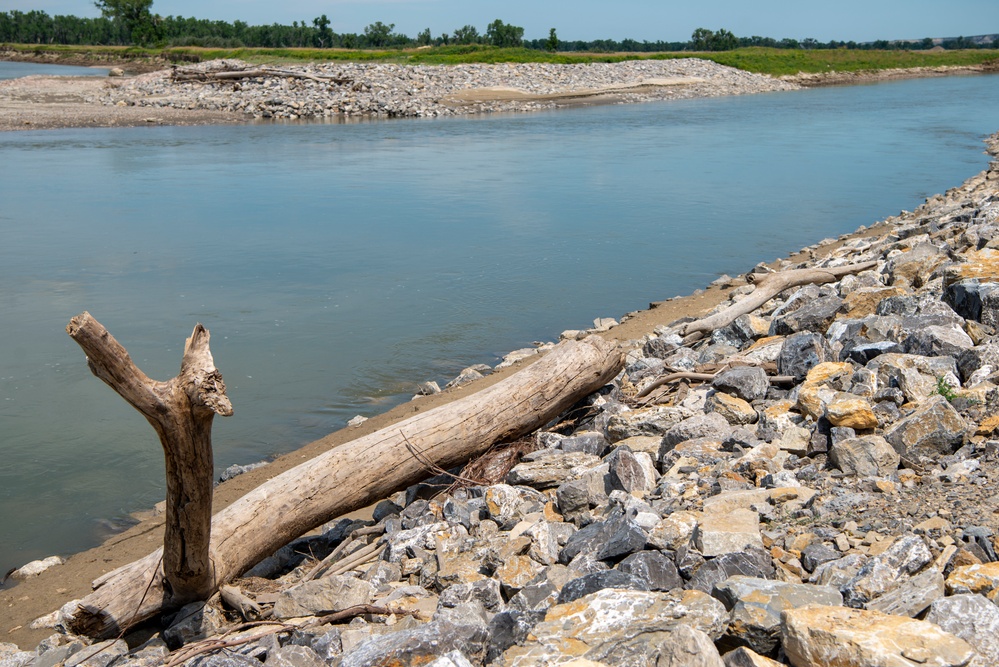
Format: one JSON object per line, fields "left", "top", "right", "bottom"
{"left": 5, "top": 133, "right": 999, "bottom": 666}
{"left": 93, "top": 58, "right": 799, "bottom": 120}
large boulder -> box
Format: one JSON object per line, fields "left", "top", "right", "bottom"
{"left": 781, "top": 606, "right": 976, "bottom": 667}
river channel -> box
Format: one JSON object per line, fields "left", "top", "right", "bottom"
{"left": 1, "top": 69, "right": 997, "bottom": 573}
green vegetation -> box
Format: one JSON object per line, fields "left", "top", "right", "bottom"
{"left": 936, "top": 376, "right": 959, "bottom": 403}
{"left": 3, "top": 42, "right": 996, "bottom": 78}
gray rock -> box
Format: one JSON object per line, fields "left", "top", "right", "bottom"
{"left": 770, "top": 295, "right": 844, "bottom": 335}
{"left": 485, "top": 610, "right": 546, "bottom": 664}
{"left": 164, "top": 601, "right": 227, "bottom": 649}
{"left": 926, "top": 593, "right": 999, "bottom": 665}
{"left": 271, "top": 575, "right": 376, "bottom": 619}
{"left": 653, "top": 625, "right": 725, "bottom": 667}
{"left": 506, "top": 450, "right": 602, "bottom": 489}
{"left": 829, "top": 435, "right": 900, "bottom": 477}
{"left": 187, "top": 655, "right": 264, "bottom": 667}
{"left": 712, "top": 576, "right": 843, "bottom": 655}
{"left": 339, "top": 619, "right": 487, "bottom": 667}
{"left": 688, "top": 547, "right": 775, "bottom": 594}
{"left": 778, "top": 332, "right": 834, "bottom": 380}
{"left": 560, "top": 431, "right": 611, "bottom": 456}
{"left": 438, "top": 578, "right": 503, "bottom": 611}
{"left": 618, "top": 550, "right": 683, "bottom": 591}
{"left": 903, "top": 324, "right": 975, "bottom": 358}
{"left": 846, "top": 340, "right": 904, "bottom": 364}
{"left": 498, "top": 589, "right": 729, "bottom": 665}
{"left": 264, "top": 645, "right": 325, "bottom": 667}
{"left": 712, "top": 366, "right": 770, "bottom": 402}
{"left": 944, "top": 278, "right": 999, "bottom": 325}
{"left": 64, "top": 640, "right": 128, "bottom": 667}
{"left": 801, "top": 542, "right": 841, "bottom": 573}
{"left": 558, "top": 513, "right": 647, "bottom": 564}
{"left": 841, "top": 535, "right": 933, "bottom": 608}
{"left": 865, "top": 566, "right": 944, "bottom": 617}
{"left": 661, "top": 412, "right": 732, "bottom": 452}
{"left": 957, "top": 341, "right": 999, "bottom": 384}
{"left": 557, "top": 570, "right": 651, "bottom": 604}
{"left": 607, "top": 406, "right": 693, "bottom": 441}
{"left": 809, "top": 553, "right": 868, "bottom": 588}
{"left": 606, "top": 446, "right": 658, "bottom": 494}
{"left": 884, "top": 395, "right": 968, "bottom": 459}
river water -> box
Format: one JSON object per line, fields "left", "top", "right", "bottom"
{"left": 0, "top": 61, "right": 108, "bottom": 80}
{"left": 1, "top": 69, "right": 998, "bottom": 574}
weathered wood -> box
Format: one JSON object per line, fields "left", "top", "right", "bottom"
{"left": 66, "top": 312, "right": 232, "bottom": 605}
{"left": 63, "top": 335, "right": 623, "bottom": 638}
{"left": 171, "top": 67, "right": 351, "bottom": 85}
{"left": 679, "top": 261, "right": 878, "bottom": 343}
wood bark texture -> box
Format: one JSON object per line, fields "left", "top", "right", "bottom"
{"left": 66, "top": 312, "right": 232, "bottom": 607}
{"left": 679, "top": 261, "right": 878, "bottom": 343}
{"left": 62, "top": 334, "right": 623, "bottom": 638}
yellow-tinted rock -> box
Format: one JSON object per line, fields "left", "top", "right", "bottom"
{"left": 782, "top": 606, "right": 976, "bottom": 667}
{"left": 797, "top": 384, "right": 837, "bottom": 421}
{"left": 825, "top": 395, "right": 878, "bottom": 430}
{"left": 839, "top": 287, "right": 907, "bottom": 318}
{"left": 943, "top": 248, "right": 999, "bottom": 286}
{"left": 707, "top": 391, "right": 758, "bottom": 425}
{"left": 946, "top": 562, "right": 999, "bottom": 600}
{"left": 805, "top": 362, "right": 854, "bottom": 385}
{"left": 977, "top": 414, "right": 999, "bottom": 436}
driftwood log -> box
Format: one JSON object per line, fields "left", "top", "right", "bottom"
{"left": 171, "top": 67, "right": 351, "bottom": 85}
{"left": 67, "top": 313, "right": 232, "bottom": 605}
{"left": 62, "top": 334, "right": 623, "bottom": 638}
{"left": 679, "top": 261, "right": 878, "bottom": 344}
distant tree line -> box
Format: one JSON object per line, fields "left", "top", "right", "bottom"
{"left": 0, "top": 8, "right": 994, "bottom": 52}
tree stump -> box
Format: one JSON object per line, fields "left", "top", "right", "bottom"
{"left": 66, "top": 312, "right": 232, "bottom": 604}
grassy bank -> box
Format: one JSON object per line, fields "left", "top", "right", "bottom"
{"left": 3, "top": 42, "right": 998, "bottom": 76}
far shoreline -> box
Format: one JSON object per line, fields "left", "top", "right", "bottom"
{"left": 0, "top": 52, "right": 995, "bottom": 132}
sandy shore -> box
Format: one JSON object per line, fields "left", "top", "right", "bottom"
{"left": 0, "top": 75, "right": 244, "bottom": 131}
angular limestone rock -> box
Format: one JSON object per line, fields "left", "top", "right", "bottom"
{"left": 781, "top": 606, "right": 976, "bottom": 667}
{"left": 498, "top": 589, "right": 728, "bottom": 666}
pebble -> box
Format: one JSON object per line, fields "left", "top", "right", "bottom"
{"left": 96, "top": 58, "right": 800, "bottom": 120}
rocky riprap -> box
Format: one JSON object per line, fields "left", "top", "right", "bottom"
{"left": 6, "top": 135, "right": 999, "bottom": 666}
{"left": 92, "top": 58, "right": 799, "bottom": 120}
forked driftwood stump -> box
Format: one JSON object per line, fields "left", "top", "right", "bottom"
{"left": 61, "top": 333, "right": 623, "bottom": 638}
{"left": 66, "top": 312, "right": 232, "bottom": 605}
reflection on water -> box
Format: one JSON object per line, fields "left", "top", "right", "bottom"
{"left": 0, "top": 60, "right": 109, "bottom": 79}
{"left": 0, "top": 73, "right": 997, "bottom": 571}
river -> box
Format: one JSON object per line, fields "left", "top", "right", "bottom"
{"left": 1, "top": 68, "right": 997, "bottom": 574}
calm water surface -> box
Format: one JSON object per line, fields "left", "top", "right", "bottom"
{"left": 1, "top": 73, "right": 998, "bottom": 573}
{"left": 0, "top": 60, "right": 108, "bottom": 79}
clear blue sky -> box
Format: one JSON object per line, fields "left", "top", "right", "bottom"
{"left": 7, "top": 0, "right": 998, "bottom": 43}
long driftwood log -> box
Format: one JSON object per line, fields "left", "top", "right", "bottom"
{"left": 679, "top": 261, "right": 878, "bottom": 343}
{"left": 171, "top": 67, "right": 352, "bottom": 85}
{"left": 62, "top": 335, "right": 623, "bottom": 638}
{"left": 67, "top": 313, "right": 232, "bottom": 605}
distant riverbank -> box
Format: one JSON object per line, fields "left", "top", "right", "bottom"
{"left": 2, "top": 47, "right": 997, "bottom": 130}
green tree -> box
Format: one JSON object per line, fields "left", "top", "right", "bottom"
{"left": 94, "top": 0, "right": 158, "bottom": 44}
{"left": 363, "top": 20, "right": 394, "bottom": 47}
{"left": 312, "top": 14, "right": 332, "bottom": 48}
{"left": 452, "top": 24, "right": 479, "bottom": 44}
{"left": 691, "top": 27, "right": 714, "bottom": 50}
{"left": 416, "top": 27, "right": 431, "bottom": 46}
{"left": 545, "top": 27, "right": 558, "bottom": 52}
{"left": 485, "top": 19, "right": 523, "bottom": 47}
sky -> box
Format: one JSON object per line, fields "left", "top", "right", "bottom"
{"left": 6, "top": 0, "right": 998, "bottom": 43}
